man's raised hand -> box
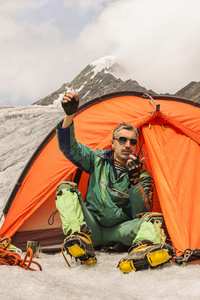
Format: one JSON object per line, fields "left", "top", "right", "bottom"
{"left": 62, "top": 92, "right": 79, "bottom": 115}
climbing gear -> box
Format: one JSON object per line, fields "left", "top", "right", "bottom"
{"left": 62, "top": 229, "right": 97, "bottom": 266}
{"left": 27, "top": 240, "right": 42, "bottom": 258}
{"left": 0, "top": 238, "right": 22, "bottom": 254}
{"left": 61, "top": 95, "right": 79, "bottom": 115}
{"left": 56, "top": 181, "right": 97, "bottom": 266}
{"left": 174, "top": 248, "right": 200, "bottom": 265}
{"left": 118, "top": 240, "right": 174, "bottom": 273}
{"left": 0, "top": 237, "right": 42, "bottom": 271}
{"left": 56, "top": 181, "right": 86, "bottom": 235}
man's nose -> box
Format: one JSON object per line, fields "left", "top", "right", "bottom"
{"left": 124, "top": 140, "right": 131, "bottom": 147}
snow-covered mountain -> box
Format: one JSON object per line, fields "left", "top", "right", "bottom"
{"left": 33, "top": 55, "right": 200, "bottom": 107}
{"left": 33, "top": 56, "right": 155, "bottom": 107}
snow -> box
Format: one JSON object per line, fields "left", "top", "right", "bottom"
{"left": 76, "top": 84, "right": 85, "bottom": 93}
{"left": 82, "top": 90, "right": 90, "bottom": 99}
{"left": 1, "top": 251, "right": 200, "bottom": 300}
{"left": 51, "top": 93, "right": 66, "bottom": 107}
{"left": 90, "top": 55, "right": 116, "bottom": 78}
{"left": 1, "top": 104, "right": 200, "bottom": 300}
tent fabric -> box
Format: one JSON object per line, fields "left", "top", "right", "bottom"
{"left": 0, "top": 93, "right": 200, "bottom": 255}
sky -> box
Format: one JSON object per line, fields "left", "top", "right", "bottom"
{"left": 1, "top": 0, "right": 200, "bottom": 105}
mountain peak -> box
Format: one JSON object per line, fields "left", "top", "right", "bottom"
{"left": 33, "top": 57, "right": 200, "bottom": 106}
{"left": 33, "top": 55, "right": 150, "bottom": 106}
{"left": 90, "top": 55, "right": 116, "bottom": 73}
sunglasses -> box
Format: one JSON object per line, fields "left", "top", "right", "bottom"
{"left": 114, "top": 136, "right": 137, "bottom": 146}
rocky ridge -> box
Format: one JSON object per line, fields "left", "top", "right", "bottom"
{"left": 33, "top": 56, "right": 156, "bottom": 107}
{"left": 33, "top": 56, "right": 200, "bottom": 107}
{"left": 175, "top": 81, "right": 200, "bottom": 103}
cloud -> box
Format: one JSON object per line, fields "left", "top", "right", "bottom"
{"left": 0, "top": 0, "right": 200, "bottom": 105}
{"left": 0, "top": 1, "right": 79, "bottom": 105}
{"left": 0, "top": 0, "right": 116, "bottom": 105}
{"left": 77, "top": 0, "right": 200, "bottom": 94}
{"left": 65, "top": 0, "right": 112, "bottom": 13}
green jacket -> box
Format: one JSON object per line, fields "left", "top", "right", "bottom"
{"left": 56, "top": 122, "right": 153, "bottom": 227}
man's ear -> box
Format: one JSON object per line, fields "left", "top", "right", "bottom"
{"left": 111, "top": 139, "right": 115, "bottom": 149}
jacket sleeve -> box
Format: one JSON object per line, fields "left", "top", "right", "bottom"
{"left": 128, "top": 169, "right": 153, "bottom": 217}
{"left": 56, "top": 121, "right": 96, "bottom": 174}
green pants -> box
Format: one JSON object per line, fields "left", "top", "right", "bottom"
{"left": 56, "top": 182, "right": 165, "bottom": 247}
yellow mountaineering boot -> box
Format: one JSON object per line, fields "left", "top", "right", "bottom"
{"left": 63, "top": 225, "right": 97, "bottom": 265}
{"left": 118, "top": 240, "right": 174, "bottom": 273}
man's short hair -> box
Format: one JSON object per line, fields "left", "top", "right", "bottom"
{"left": 113, "top": 122, "right": 139, "bottom": 139}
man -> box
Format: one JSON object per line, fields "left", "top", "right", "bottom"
{"left": 56, "top": 92, "right": 173, "bottom": 272}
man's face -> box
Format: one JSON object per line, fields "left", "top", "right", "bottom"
{"left": 112, "top": 129, "right": 137, "bottom": 166}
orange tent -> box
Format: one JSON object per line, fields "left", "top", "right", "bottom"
{"left": 1, "top": 91, "right": 200, "bottom": 256}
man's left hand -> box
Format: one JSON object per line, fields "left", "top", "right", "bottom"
{"left": 126, "top": 155, "right": 144, "bottom": 185}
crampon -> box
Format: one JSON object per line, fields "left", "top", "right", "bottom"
{"left": 62, "top": 231, "right": 97, "bottom": 267}
{"left": 118, "top": 240, "right": 174, "bottom": 273}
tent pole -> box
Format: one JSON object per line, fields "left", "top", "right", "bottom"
{"left": 143, "top": 93, "right": 160, "bottom": 111}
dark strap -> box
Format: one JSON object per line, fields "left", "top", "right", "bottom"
{"left": 174, "top": 248, "right": 200, "bottom": 265}
{"left": 73, "top": 168, "right": 83, "bottom": 185}
{"left": 95, "top": 242, "right": 129, "bottom": 253}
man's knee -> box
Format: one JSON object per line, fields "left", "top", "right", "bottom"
{"left": 133, "top": 213, "right": 166, "bottom": 244}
